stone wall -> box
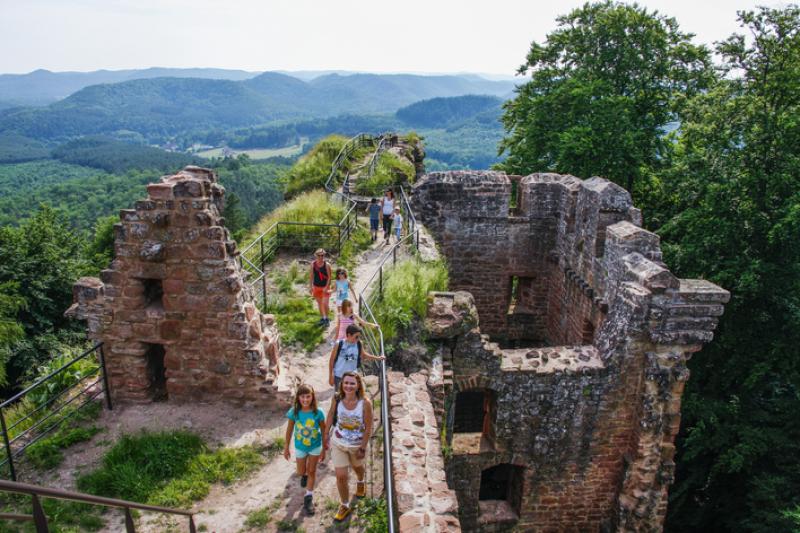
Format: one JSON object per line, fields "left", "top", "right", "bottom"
{"left": 66, "top": 166, "right": 289, "bottom": 408}
{"left": 389, "top": 371, "right": 462, "bottom": 532}
{"left": 413, "top": 171, "right": 729, "bottom": 532}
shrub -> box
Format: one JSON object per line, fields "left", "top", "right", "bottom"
{"left": 243, "top": 190, "right": 346, "bottom": 247}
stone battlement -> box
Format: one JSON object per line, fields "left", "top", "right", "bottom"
{"left": 66, "top": 167, "right": 288, "bottom": 409}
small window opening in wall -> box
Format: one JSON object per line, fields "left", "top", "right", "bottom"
{"left": 142, "top": 279, "right": 164, "bottom": 310}
{"left": 507, "top": 276, "right": 519, "bottom": 314}
{"left": 145, "top": 343, "right": 168, "bottom": 401}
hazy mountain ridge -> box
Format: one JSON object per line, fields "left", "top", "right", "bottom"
{"left": 0, "top": 68, "right": 261, "bottom": 106}
{"left": 0, "top": 72, "right": 516, "bottom": 141}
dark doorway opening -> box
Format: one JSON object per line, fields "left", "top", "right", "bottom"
{"left": 141, "top": 278, "right": 164, "bottom": 311}
{"left": 145, "top": 344, "right": 168, "bottom": 401}
{"left": 479, "top": 463, "right": 524, "bottom": 514}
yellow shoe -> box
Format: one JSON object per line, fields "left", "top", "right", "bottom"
{"left": 334, "top": 503, "right": 351, "bottom": 522}
{"left": 355, "top": 480, "right": 366, "bottom": 498}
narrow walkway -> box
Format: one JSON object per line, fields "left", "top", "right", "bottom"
{"left": 155, "top": 236, "right": 400, "bottom": 533}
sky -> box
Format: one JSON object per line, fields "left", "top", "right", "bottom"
{"left": 0, "top": 0, "right": 787, "bottom": 76}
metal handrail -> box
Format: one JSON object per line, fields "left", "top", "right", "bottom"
{"left": 0, "top": 343, "right": 112, "bottom": 481}
{"left": 351, "top": 185, "right": 419, "bottom": 533}
{"left": 0, "top": 479, "right": 196, "bottom": 533}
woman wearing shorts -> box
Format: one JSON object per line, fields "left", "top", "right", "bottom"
{"left": 309, "top": 248, "right": 332, "bottom": 326}
{"left": 324, "top": 371, "right": 373, "bottom": 522}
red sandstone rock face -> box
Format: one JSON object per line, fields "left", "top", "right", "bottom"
{"left": 66, "top": 167, "right": 288, "bottom": 409}
{"left": 412, "top": 171, "right": 730, "bottom": 532}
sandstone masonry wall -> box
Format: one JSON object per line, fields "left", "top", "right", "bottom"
{"left": 66, "top": 167, "right": 288, "bottom": 409}
{"left": 413, "top": 171, "right": 729, "bottom": 532}
{"left": 389, "top": 371, "right": 462, "bottom": 532}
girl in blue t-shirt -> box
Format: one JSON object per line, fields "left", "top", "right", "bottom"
{"left": 283, "top": 384, "right": 326, "bottom": 516}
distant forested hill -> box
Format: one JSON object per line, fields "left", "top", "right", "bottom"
{"left": 396, "top": 95, "right": 503, "bottom": 128}
{"left": 0, "top": 78, "right": 289, "bottom": 141}
{"left": 0, "top": 73, "right": 515, "bottom": 142}
{"left": 51, "top": 137, "right": 201, "bottom": 173}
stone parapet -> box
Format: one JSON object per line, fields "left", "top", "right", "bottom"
{"left": 389, "top": 371, "right": 462, "bottom": 532}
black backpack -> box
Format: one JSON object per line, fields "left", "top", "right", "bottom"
{"left": 334, "top": 339, "right": 362, "bottom": 369}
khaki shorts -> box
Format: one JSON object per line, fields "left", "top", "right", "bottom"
{"left": 330, "top": 441, "right": 365, "bottom": 469}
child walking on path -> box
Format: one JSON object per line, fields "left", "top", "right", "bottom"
{"left": 333, "top": 268, "right": 355, "bottom": 313}
{"left": 367, "top": 198, "right": 380, "bottom": 242}
{"left": 331, "top": 300, "right": 378, "bottom": 343}
{"left": 283, "top": 384, "right": 327, "bottom": 516}
{"left": 328, "top": 325, "right": 385, "bottom": 389}
{"left": 325, "top": 372, "right": 374, "bottom": 522}
{"left": 393, "top": 207, "right": 403, "bottom": 242}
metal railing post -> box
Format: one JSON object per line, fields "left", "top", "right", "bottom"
{"left": 98, "top": 344, "right": 113, "bottom": 411}
{"left": 31, "top": 494, "right": 49, "bottom": 533}
{"left": 393, "top": 246, "right": 397, "bottom": 266}
{"left": 260, "top": 237, "right": 267, "bottom": 306}
{"left": 378, "top": 266, "right": 383, "bottom": 300}
{"left": 124, "top": 507, "right": 136, "bottom": 533}
{"left": 0, "top": 408, "right": 15, "bottom": 481}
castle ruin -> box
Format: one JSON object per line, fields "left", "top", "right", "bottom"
{"left": 66, "top": 166, "right": 287, "bottom": 408}
{"left": 392, "top": 171, "right": 729, "bottom": 532}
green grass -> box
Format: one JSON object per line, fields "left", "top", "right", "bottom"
{"left": 77, "top": 430, "right": 274, "bottom": 508}
{"left": 26, "top": 425, "right": 101, "bottom": 470}
{"left": 275, "top": 518, "right": 305, "bottom": 532}
{"left": 0, "top": 493, "right": 104, "bottom": 533}
{"left": 372, "top": 257, "right": 449, "bottom": 343}
{"left": 243, "top": 189, "right": 346, "bottom": 245}
{"left": 354, "top": 498, "right": 389, "bottom": 533}
{"left": 243, "top": 505, "right": 272, "bottom": 529}
{"left": 263, "top": 262, "right": 324, "bottom": 350}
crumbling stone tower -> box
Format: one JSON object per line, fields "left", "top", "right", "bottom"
{"left": 413, "top": 171, "right": 730, "bottom": 532}
{"left": 67, "top": 167, "right": 286, "bottom": 407}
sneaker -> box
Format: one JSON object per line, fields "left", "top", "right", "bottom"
{"left": 355, "top": 480, "right": 366, "bottom": 498}
{"left": 300, "top": 474, "right": 307, "bottom": 488}
{"left": 333, "top": 503, "right": 351, "bottom": 522}
{"left": 317, "top": 317, "right": 326, "bottom": 326}
{"left": 303, "top": 494, "right": 315, "bottom": 516}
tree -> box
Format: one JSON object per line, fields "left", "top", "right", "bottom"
{"left": 222, "top": 192, "right": 248, "bottom": 241}
{"left": 661, "top": 6, "right": 800, "bottom": 532}
{"left": 498, "top": 1, "right": 713, "bottom": 195}
{"left": 0, "top": 206, "right": 93, "bottom": 388}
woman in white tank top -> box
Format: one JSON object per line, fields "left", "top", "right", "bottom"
{"left": 380, "top": 189, "right": 395, "bottom": 243}
{"left": 324, "top": 371, "right": 374, "bottom": 522}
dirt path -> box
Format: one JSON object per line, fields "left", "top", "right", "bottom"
{"left": 144, "top": 238, "right": 394, "bottom": 533}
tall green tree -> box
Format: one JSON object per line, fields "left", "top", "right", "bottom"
{"left": 662, "top": 6, "right": 800, "bottom": 532}
{"left": 0, "top": 206, "right": 93, "bottom": 388}
{"left": 499, "top": 1, "right": 713, "bottom": 195}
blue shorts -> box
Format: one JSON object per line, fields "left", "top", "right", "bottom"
{"left": 296, "top": 444, "right": 322, "bottom": 459}
{"left": 370, "top": 218, "right": 379, "bottom": 231}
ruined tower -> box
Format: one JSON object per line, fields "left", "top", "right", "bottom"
{"left": 67, "top": 166, "right": 287, "bottom": 408}
{"left": 412, "top": 171, "right": 729, "bottom": 532}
